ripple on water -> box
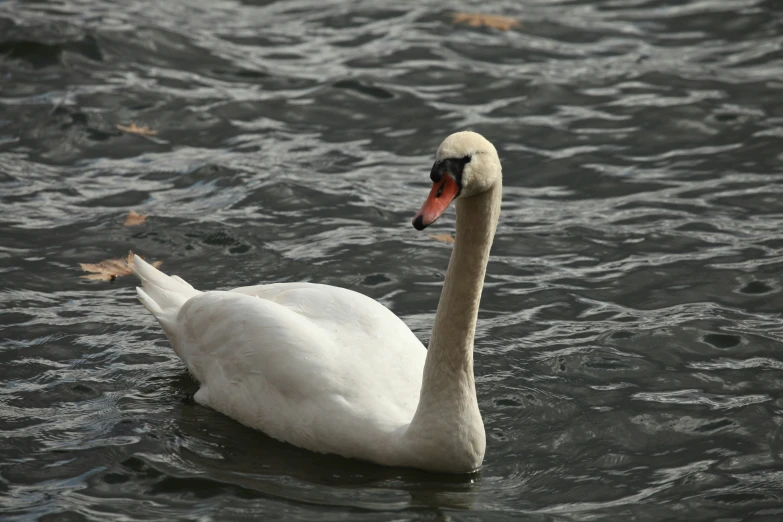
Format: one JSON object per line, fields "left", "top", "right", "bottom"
{"left": 2, "top": 0, "right": 783, "bottom": 520}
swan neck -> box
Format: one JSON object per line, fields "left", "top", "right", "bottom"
{"left": 430, "top": 183, "right": 500, "bottom": 368}
{"left": 404, "top": 181, "right": 501, "bottom": 468}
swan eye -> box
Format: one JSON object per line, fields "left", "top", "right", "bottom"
{"left": 430, "top": 155, "right": 472, "bottom": 184}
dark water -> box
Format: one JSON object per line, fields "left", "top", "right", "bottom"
{"left": 2, "top": 0, "right": 783, "bottom": 520}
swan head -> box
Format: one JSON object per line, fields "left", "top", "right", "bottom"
{"left": 412, "top": 131, "right": 501, "bottom": 230}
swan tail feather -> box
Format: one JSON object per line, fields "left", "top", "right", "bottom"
{"left": 129, "top": 252, "right": 200, "bottom": 346}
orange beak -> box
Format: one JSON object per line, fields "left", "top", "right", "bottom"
{"left": 412, "top": 175, "right": 460, "bottom": 230}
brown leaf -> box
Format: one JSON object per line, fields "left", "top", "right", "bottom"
{"left": 451, "top": 12, "right": 520, "bottom": 31}
{"left": 429, "top": 233, "right": 455, "bottom": 244}
{"left": 80, "top": 252, "right": 162, "bottom": 282}
{"left": 124, "top": 211, "right": 147, "bottom": 226}
{"left": 116, "top": 123, "right": 158, "bottom": 137}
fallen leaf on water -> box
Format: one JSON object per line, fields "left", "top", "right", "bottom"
{"left": 124, "top": 211, "right": 148, "bottom": 226}
{"left": 116, "top": 123, "right": 158, "bottom": 137}
{"left": 451, "top": 12, "right": 521, "bottom": 31}
{"left": 80, "top": 252, "right": 162, "bottom": 282}
{"left": 429, "top": 234, "right": 455, "bottom": 244}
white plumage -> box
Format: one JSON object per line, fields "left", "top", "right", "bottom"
{"left": 134, "top": 262, "right": 426, "bottom": 463}
{"left": 131, "top": 131, "right": 502, "bottom": 473}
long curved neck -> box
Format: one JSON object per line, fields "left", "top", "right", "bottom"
{"left": 404, "top": 181, "right": 501, "bottom": 469}
{"left": 423, "top": 183, "right": 500, "bottom": 397}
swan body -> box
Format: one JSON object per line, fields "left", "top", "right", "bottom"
{"left": 132, "top": 131, "right": 502, "bottom": 473}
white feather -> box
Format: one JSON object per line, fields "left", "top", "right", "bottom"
{"left": 131, "top": 256, "right": 426, "bottom": 464}
{"left": 130, "top": 131, "right": 502, "bottom": 473}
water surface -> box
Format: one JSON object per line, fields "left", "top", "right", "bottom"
{"left": 2, "top": 0, "right": 783, "bottom": 520}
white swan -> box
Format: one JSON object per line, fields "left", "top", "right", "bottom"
{"left": 131, "top": 131, "right": 502, "bottom": 473}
